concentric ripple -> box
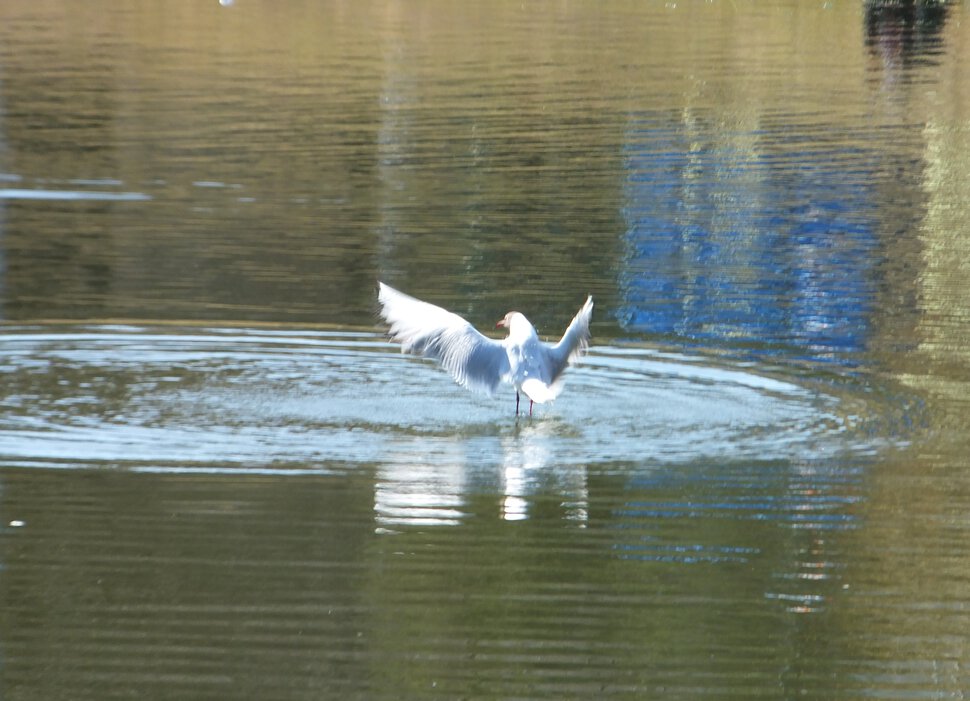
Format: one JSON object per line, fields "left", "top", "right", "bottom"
{"left": 0, "top": 324, "right": 904, "bottom": 474}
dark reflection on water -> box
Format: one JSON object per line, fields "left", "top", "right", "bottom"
{"left": 1, "top": 0, "right": 970, "bottom": 699}
{"left": 865, "top": 0, "right": 950, "bottom": 66}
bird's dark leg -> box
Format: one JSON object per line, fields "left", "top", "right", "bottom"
{"left": 515, "top": 391, "right": 520, "bottom": 416}
{"left": 529, "top": 399, "right": 534, "bottom": 417}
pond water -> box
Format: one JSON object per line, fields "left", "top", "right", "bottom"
{"left": 1, "top": 1, "right": 969, "bottom": 699}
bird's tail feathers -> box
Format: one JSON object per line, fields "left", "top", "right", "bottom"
{"left": 520, "top": 378, "right": 563, "bottom": 404}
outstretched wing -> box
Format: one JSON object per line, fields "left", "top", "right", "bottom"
{"left": 543, "top": 295, "right": 594, "bottom": 384}
{"left": 377, "top": 282, "right": 511, "bottom": 395}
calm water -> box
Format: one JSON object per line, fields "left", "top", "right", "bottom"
{"left": 1, "top": 1, "right": 969, "bottom": 699}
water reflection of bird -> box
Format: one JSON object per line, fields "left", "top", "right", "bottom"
{"left": 377, "top": 282, "right": 593, "bottom": 416}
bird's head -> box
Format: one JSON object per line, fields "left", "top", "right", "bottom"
{"left": 496, "top": 311, "right": 534, "bottom": 340}
{"left": 496, "top": 311, "right": 521, "bottom": 329}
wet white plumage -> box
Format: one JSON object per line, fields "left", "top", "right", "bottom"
{"left": 377, "top": 282, "right": 593, "bottom": 413}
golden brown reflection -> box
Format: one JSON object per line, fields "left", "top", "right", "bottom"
{"left": 0, "top": 0, "right": 959, "bottom": 329}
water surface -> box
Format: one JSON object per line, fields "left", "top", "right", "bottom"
{"left": 1, "top": 1, "right": 969, "bottom": 699}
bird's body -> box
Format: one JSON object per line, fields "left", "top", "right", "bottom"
{"left": 377, "top": 282, "right": 593, "bottom": 415}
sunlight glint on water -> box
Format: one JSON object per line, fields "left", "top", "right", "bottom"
{"left": 1, "top": 0, "right": 968, "bottom": 697}
{"left": 0, "top": 326, "right": 893, "bottom": 474}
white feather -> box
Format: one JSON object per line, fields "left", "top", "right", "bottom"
{"left": 377, "top": 282, "right": 593, "bottom": 407}
{"left": 377, "top": 282, "right": 510, "bottom": 395}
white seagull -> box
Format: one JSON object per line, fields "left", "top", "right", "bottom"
{"left": 377, "top": 282, "right": 593, "bottom": 416}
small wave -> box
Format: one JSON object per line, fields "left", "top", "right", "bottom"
{"left": 0, "top": 188, "right": 151, "bottom": 201}
{"left": 0, "top": 324, "right": 912, "bottom": 474}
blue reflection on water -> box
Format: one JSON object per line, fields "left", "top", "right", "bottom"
{"left": 620, "top": 115, "right": 878, "bottom": 363}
